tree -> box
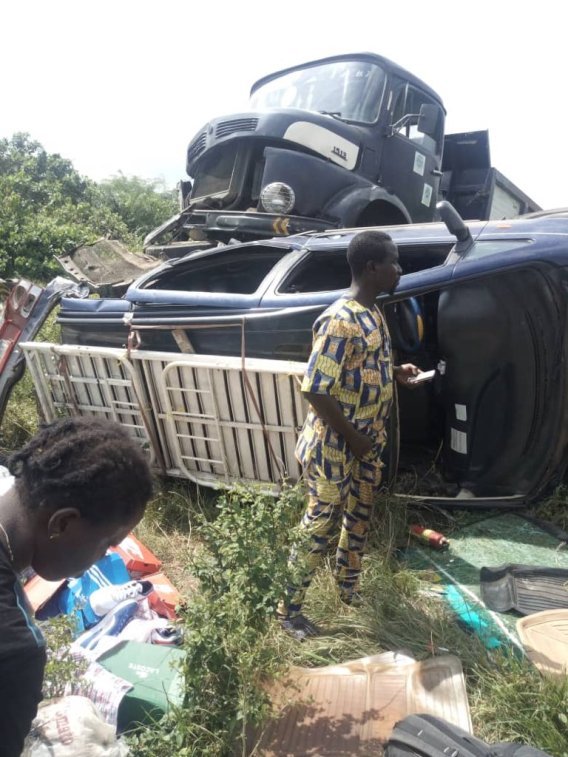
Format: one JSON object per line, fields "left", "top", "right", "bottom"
{"left": 0, "top": 134, "right": 177, "bottom": 282}
{"left": 95, "top": 173, "right": 178, "bottom": 240}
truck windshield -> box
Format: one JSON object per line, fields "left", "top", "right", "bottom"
{"left": 250, "top": 60, "right": 387, "bottom": 124}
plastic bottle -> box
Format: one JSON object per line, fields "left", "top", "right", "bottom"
{"left": 409, "top": 524, "right": 450, "bottom": 549}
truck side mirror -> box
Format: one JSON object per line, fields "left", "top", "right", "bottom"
{"left": 418, "top": 104, "right": 439, "bottom": 137}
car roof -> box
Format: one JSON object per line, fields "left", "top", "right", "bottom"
{"left": 291, "top": 209, "right": 568, "bottom": 251}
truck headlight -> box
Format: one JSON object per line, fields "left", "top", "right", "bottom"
{"left": 259, "top": 182, "right": 295, "bottom": 215}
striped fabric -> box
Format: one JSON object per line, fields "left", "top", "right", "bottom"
{"left": 281, "top": 297, "right": 394, "bottom": 615}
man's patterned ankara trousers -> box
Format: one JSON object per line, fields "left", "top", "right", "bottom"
{"left": 280, "top": 453, "right": 382, "bottom": 617}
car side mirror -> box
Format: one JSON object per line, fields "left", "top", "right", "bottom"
{"left": 417, "top": 104, "right": 439, "bottom": 137}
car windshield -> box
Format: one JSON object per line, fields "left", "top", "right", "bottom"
{"left": 250, "top": 60, "right": 387, "bottom": 124}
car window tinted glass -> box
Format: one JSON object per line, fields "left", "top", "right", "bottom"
{"left": 147, "top": 248, "right": 289, "bottom": 294}
{"left": 466, "top": 239, "right": 532, "bottom": 260}
{"left": 278, "top": 243, "right": 454, "bottom": 294}
{"left": 279, "top": 251, "right": 351, "bottom": 293}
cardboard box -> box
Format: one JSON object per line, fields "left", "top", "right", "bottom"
{"left": 110, "top": 533, "right": 162, "bottom": 578}
{"left": 23, "top": 573, "right": 65, "bottom": 614}
{"left": 146, "top": 572, "right": 181, "bottom": 620}
{"left": 98, "top": 641, "right": 185, "bottom": 731}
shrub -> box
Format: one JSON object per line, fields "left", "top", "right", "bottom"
{"left": 129, "top": 484, "right": 306, "bottom": 757}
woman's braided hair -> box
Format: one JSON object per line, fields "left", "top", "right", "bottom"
{"left": 8, "top": 417, "right": 153, "bottom": 524}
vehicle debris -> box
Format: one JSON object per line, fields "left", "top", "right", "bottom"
{"left": 0, "top": 276, "right": 87, "bottom": 424}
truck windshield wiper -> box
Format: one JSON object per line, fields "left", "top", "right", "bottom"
{"left": 319, "top": 110, "right": 348, "bottom": 122}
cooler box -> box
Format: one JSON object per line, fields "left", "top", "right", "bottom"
{"left": 98, "top": 640, "right": 185, "bottom": 731}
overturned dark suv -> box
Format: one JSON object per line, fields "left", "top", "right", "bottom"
{"left": 57, "top": 208, "right": 568, "bottom": 506}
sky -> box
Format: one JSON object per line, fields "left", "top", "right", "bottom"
{"left": 2, "top": 0, "right": 565, "bottom": 209}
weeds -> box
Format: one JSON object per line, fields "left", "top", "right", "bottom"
{"left": 3, "top": 370, "right": 568, "bottom": 754}
{"left": 41, "top": 615, "right": 87, "bottom": 699}
{"left": 129, "top": 484, "right": 306, "bottom": 757}
{"left": 534, "top": 485, "right": 568, "bottom": 532}
{"left": 470, "top": 652, "right": 568, "bottom": 754}
{"left": 128, "top": 482, "right": 568, "bottom": 756}
{"left": 0, "top": 309, "right": 61, "bottom": 454}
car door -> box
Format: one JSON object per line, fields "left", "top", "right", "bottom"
{"left": 260, "top": 241, "right": 458, "bottom": 484}
{"left": 260, "top": 237, "right": 458, "bottom": 361}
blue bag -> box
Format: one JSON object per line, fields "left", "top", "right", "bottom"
{"left": 58, "top": 552, "right": 131, "bottom": 632}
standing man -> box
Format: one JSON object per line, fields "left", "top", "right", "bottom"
{"left": 278, "top": 230, "right": 421, "bottom": 640}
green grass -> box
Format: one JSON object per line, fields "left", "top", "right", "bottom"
{"left": 2, "top": 370, "right": 566, "bottom": 755}
{"left": 0, "top": 309, "right": 61, "bottom": 454}
{"left": 130, "top": 485, "right": 568, "bottom": 756}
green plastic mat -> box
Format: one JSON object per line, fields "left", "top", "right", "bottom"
{"left": 405, "top": 513, "right": 568, "bottom": 649}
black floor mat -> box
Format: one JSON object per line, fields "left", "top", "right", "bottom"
{"left": 480, "top": 564, "right": 568, "bottom": 615}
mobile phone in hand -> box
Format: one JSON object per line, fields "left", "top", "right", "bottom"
{"left": 407, "top": 369, "right": 436, "bottom": 385}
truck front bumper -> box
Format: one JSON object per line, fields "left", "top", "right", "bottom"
{"left": 182, "top": 209, "right": 337, "bottom": 239}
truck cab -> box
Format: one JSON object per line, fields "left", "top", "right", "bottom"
{"left": 55, "top": 54, "right": 540, "bottom": 293}
{"left": 167, "top": 53, "right": 446, "bottom": 244}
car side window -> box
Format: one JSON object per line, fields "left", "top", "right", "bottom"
{"left": 278, "top": 250, "right": 351, "bottom": 293}
{"left": 146, "top": 247, "right": 289, "bottom": 294}
{"left": 277, "top": 243, "right": 455, "bottom": 294}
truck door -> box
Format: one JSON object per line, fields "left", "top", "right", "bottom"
{"left": 380, "top": 85, "right": 444, "bottom": 223}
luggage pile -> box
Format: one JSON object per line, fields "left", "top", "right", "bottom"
{"left": 23, "top": 533, "right": 184, "bottom": 732}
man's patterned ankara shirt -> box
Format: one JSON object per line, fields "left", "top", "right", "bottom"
{"left": 296, "top": 296, "right": 393, "bottom": 475}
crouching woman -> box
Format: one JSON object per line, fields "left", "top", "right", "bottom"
{"left": 0, "top": 417, "right": 153, "bottom": 756}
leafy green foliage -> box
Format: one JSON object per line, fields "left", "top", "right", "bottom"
{"left": 128, "top": 484, "right": 306, "bottom": 757}
{"left": 96, "top": 173, "right": 177, "bottom": 241}
{"left": 41, "top": 615, "right": 87, "bottom": 699}
{"left": 0, "top": 133, "right": 176, "bottom": 281}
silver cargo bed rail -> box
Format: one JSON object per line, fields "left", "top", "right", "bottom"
{"left": 21, "top": 342, "right": 307, "bottom": 491}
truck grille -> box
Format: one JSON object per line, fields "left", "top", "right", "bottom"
{"left": 187, "top": 131, "right": 207, "bottom": 162}
{"left": 215, "top": 118, "right": 258, "bottom": 138}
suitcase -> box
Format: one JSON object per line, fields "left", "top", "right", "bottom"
{"left": 385, "top": 714, "right": 551, "bottom": 757}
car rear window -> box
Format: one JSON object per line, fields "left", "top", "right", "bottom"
{"left": 146, "top": 247, "right": 289, "bottom": 294}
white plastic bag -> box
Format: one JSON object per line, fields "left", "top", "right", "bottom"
{"left": 22, "top": 696, "right": 129, "bottom": 757}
